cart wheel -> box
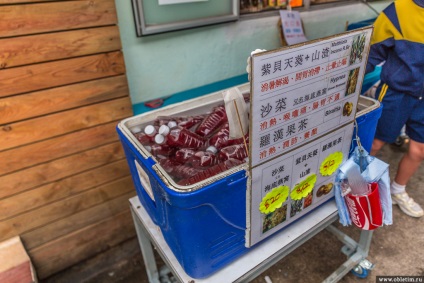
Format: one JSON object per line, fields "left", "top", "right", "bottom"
{"left": 351, "top": 265, "right": 369, "bottom": 279}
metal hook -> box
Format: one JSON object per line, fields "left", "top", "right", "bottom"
{"left": 354, "top": 119, "right": 363, "bottom": 152}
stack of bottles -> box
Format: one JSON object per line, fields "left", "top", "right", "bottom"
{"left": 130, "top": 103, "right": 249, "bottom": 186}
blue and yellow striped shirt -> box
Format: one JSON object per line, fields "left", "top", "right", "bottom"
{"left": 366, "top": 0, "right": 424, "bottom": 98}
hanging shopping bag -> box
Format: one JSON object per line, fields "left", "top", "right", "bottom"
{"left": 335, "top": 145, "right": 392, "bottom": 229}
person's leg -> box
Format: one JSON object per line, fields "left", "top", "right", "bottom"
{"left": 391, "top": 139, "right": 424, "bottom": 218}
{"left": 373, "top": 89, "right": 424, "bottom": 217}
{"left": 370, "top": 138, "right": 386, "bottom": 156}
{"left": 394, "top": 140, "right": 424, "bottom": 185}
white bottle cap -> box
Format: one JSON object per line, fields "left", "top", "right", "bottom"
{"left": 159, "top": 125, "right": 170, "bottom": 136}
{"left": 155, "top": 134, "right": 166, "bottom": 145}
{"left": 168, "top": 121, "right": 178, "bottom": 128}
{"left": 144, "top": 145, "right": 152, "bottom": 152}
{"left": 206, "top": 146, "right": 218, "bottom": 154}
{"left": 130, "top": 125, "right": 142, "bottom": 134}
{"left": 144, "top": 125, "right": 157, "bottom": 136}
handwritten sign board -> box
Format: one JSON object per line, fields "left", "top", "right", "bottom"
{"left": 249, "top": 28, "right": 372, "bottom": 168}
{"left": 279, "top": 10, "right": 307, "bottom": 45}
{"left": 248, "top": 124, "right": 354, "bottom": 246}
{"left": 246, "top": 27, "right": 372, "bottom": 247}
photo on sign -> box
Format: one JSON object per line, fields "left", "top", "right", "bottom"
{"left": 316, "top": 182, "right": 334, "bottom": 198}
{"left": 349, "top": 33, "right": 367, "bottom": 65}
{"left": 303, "top": 192, "right": 313, "bottom": 209}
{"left": 343, "top": 101, "right": 354, "bottom": 117}
{"left": 345, "top": 67, "right": 360, "bottom": 96}
{"left": 262, "top": 204, "right": 288, "bottom": 233}
{"left": 290, "top": 199, "right": 303, "bottom": 217}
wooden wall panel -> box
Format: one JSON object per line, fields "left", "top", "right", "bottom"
{"left": 0, "top": 52, "right": 125, "bottom": 98}
{"left": 0, "top": 142, "right": 125, "bottom": 199}
{"left": 1, "top": 0, "right": 64, "bottom": 3}
{"left": 0, "top": 0, "right": 117, "bottom": 38}
{"left": 0, "top": 26, "right": 121, "bottom": 68}
{"left": 0, "top": 160, "right": 131, "bottom": 220}
{"left": 31, "top": 210, "right": 136, "bottom": 278}
{"left": 22, "top": 192, "right": 135, "bottom": 250}
{"left": 0, "top": 176, "right": 134, "bottom": 242}
{"left": 0, "top": 122, "right": 120, "bottom": 175}
{"left": 0, "top": 75, "right": 128, "bottom": 125}
{"left": 1, "top": 97, "right": 131, "bottom": 151}
{"left": 0, "top": 0, "right": 136, "bottom": 279}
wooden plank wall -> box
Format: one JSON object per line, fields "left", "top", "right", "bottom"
{"left": 0, "top": 0, "right": 137, "bottom": 279}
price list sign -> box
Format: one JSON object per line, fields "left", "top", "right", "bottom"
{"left": 248, "top": 125, "right": 354, "bottom": 246}
{"left": 249, "top": 28, "right": 373, "bottom": 168}
{"left": 246, "top": 27, "right": 372, "bottom": 247}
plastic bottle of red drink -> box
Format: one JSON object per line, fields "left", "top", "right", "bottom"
{"left": 188, "top": 146, "right": 219, "bottom": 167}
{"left": 134, "top": 132, "right": 154, "bottom": 145}
{"left": 158, "top": 125, "right": 172, "bottom": 137}
{"left": 208, "top": 123, "right": 230, "bottom": 149}
{"left": 170, "top": 164, "right": 205, "bottom": 179}
{"left": 144, "top": 125, "right": 159, "bottom": 137}
{"left": 145, "top": 143, "right": 175, "bottom": 157}
{"left": 158, "top": 158, "right": 182, "bottom": 173}
{"left": 130, "top": 124, "right": 157, "bottom": 145}
{"left": 154, "top": 125, "right": 175, "bottom": 146}
{"left": 208, "top": 123, "right": 249, "bottom": 149}
{"left": 129, "top": 125, "right": 143, "bottom": 134}
{"left": 175, "top": 148, "right": 196, "bottom": 164}
{"left": 167, "top": 126, "right": 206, "bottom": 149}
{"left": 167, "top": 121, "right": 178, "bottom": 129}
{"left": 195, "top": 105, "right": 228, "bottom": 137}
{"left": 228, "top": 133, "right": 249, "bottom": 147}
{"left": 177, "top": 159, "right": 243, "bottom": 186}
{"left": 159, "top": 158, "right": 204, "bottom": 180}
{"left": 154, "top": 116, "right": 173, "bottom": 127}
{"left": 177, "top": 115, "right": 204, "bottom": 129}
{"left": 219, "top": 144, "right": 248, "bottom": 161}
{"left": 155, "top": 116, "right": 204, "bottom": 129}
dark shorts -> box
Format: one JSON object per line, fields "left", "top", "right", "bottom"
{"left": 374, "top": 83, "right": 424, "bottom": 143}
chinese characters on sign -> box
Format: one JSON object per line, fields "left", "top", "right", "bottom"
{"left": 250, "top": 30, "right": 372, "bottom": 167}
{"left": 247, "top": 28, "right": 372, "bottom": 247}
{"left": 249, "top": 124, "right": 354, "bottom": 246}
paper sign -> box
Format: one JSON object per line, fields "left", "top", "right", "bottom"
{"left": 259, "top": 185, "right": 290, "bottom": 214}
{"left": 279, "top": 11, "right": 307, "bottom": 45}
{"left": 247, "top": 28, "right": 372, "bottom": 247}
{"left": 320, "top": 151, "right": 343, "bottom": 176}
{"left": 249, "top": 28, "right": 373, "bottom": 168}
{"left": 248, "top": 124, "right": 354, "bottom": 246}
{"left": 290, "top": 174, "right": 317, "bottom": 200}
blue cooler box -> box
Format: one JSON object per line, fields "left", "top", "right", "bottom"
{"left": 351, "top": 95, "right": 383, "bottom": 154}
{"left": 117, "top": 84, "right": 381, "bottom": 278}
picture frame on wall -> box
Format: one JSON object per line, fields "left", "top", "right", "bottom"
{"left": 131, "top": 0, "right": 239, "bottom": 36}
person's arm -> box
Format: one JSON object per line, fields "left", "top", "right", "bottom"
{"left": 366, "top": 4, "right": 401, "bottom": 73}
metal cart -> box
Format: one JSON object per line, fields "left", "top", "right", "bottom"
{"left": 129, "top": 196, "right": 374, "bottom": 283}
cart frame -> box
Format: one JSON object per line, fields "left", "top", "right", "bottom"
{"left": 129, "top": 196, "right": 373, "bottom": 283}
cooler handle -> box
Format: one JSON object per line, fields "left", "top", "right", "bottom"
{"left": 134, "top": 159, "right": 155, "bottom": 202}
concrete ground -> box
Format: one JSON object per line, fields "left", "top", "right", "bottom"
{"left": 44, "top": 142, "right": 424, "bottom": 283}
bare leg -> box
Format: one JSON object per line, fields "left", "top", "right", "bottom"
{"left": 370, "top": 138, "right": 386, "bottom": 156}
{"left": 394, "top": 140, "right": 424, "bottom": 185}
